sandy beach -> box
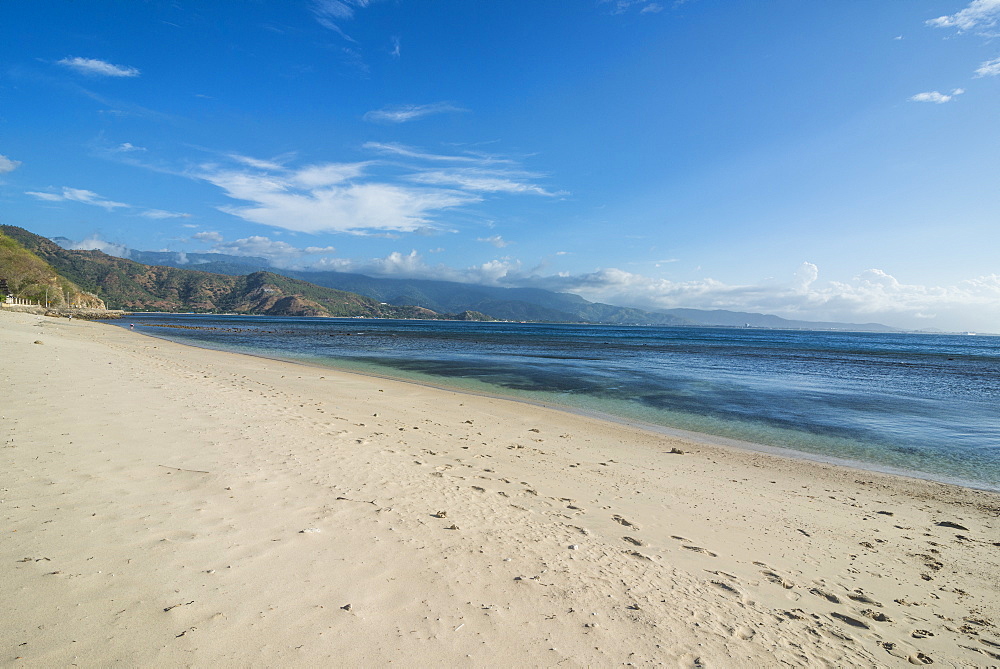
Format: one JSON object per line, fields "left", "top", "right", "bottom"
{"left": 2, "top": 310, "right": 998, "bottom": 667}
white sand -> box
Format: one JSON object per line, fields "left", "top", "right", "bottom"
{"left": 2, "top": 310, "right": 998, "bottom": 667}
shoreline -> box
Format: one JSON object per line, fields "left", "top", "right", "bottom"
{"left": 117, "top": 319, "right": 1000, "bottom": 495}
{"left": 3, "top": 309, "right": 998, "bottom": 666}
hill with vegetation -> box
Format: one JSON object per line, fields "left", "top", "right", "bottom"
{"left": 0, "top": 226, "right": 487, "bottom": 319}
{"left": 0, "top": 229, "right": 106, "bottom": 309}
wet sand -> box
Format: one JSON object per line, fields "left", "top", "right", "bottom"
{"left": 2, "top": 310, "right": 998, "bottom": 667}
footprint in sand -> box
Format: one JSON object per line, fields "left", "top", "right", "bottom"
{"left": 847, "top": 591, "right": 882, "bottom": 606}
{"left": 808, "top": 587, "right": 841, "bottom": 604}
{"left": 861, "top": 609, "right": 891, "bottom": 623}
{"left": 831, "top": 612, "right": 870, "bottom": 629}
{"left": 613, "top": 514, "right": 640, "bottom": 530}
{"left": 711, "top": 580, "right": 740, "bottom": 595}
{"left": 683, "top": 545, "right": 718, "bottom": 557}
{"left": 762, "top": 570, "right": 795, "bottom": 589}
{"left": 622, "top": 536, "right": 643, "bottom": 546}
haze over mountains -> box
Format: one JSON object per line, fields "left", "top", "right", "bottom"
{"left": 45, "top": 233, "right": 899, "bottom": 331}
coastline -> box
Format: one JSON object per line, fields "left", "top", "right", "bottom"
{"left": 3, "top": 309, "right": 998, "bottom": 666}
{"left": 122, "top": 317, "right": 1000, "bottom": 494}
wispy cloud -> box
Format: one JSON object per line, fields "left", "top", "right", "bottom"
{"left": 363, "top": 141, "right": 512, "bottom": 164}
{"left": 477, "top": 235, "right": 511, "bottom": 248}
{"left": 604, "top": 0, "right": 666, "bottom": 15}
{"left": 409, "top": 168, "right": 559, "bottom": 196}
{"left": 975, "top": 56, "right": 1000, "bottom": 76}
{"left": 26, "top": 187, "right": 129, "bottom": 210}
{"left": 0, "top": 154, "right": 21, "bottom": 173}
{"left": 227, "top": 153, "right": 290, "bottom": 171}
{"left": 390, "top": 36, "right": 401, "bottom": 58}
{"left": 57, "top": 57, "right": 140, "bottom": 77}
{"left": 909, "top": 88, "right": 965, "bottom": 103}
{"left": 61, "top": 235, "right": 131, "bottom": 258}
{"left": 360, "top": 143, "right": 559, "bottom": 197}
{"left": 25, "top": 186, "right": 190, "bottom": 218}
{"left": 141, "top": 209, "right": 192, "bottom": 219}
{"left": 309, "top": 0, "right": 381, "bottom": 40}
{"left": 195, "top": 158, "right": 479, "bottom": 235}
{"left": 293, "top": 162, "right": 370, "bottom": 187}
{"left": 363, "top": 102, "right": 466, "bottom": 123}
{"left": 204, "top": 235, "right": 337, "bottom": 264}
{"left": 115, "top": 142, "right": 146, "bottom": 152}
{"left": 193, "top": 231, "right": 224, "bottom": 243}
{"left": 926, "top": 0, "right": 1000, "bottom": 31}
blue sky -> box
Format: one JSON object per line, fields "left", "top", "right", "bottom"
{"left": 2, "top": 1, "right": 999, "bottom": 331}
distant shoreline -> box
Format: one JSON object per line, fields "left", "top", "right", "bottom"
{"left": 114, "top": 313, "right": 1000, "bottom": 493}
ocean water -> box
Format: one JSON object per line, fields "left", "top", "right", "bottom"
{"left": 114, "top": 315, "right": 1000, "bottom": 491}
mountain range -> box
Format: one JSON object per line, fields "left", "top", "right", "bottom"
{"left": 7, "top": 225, "right": 898, "bottom": 331}
{"left": 108, "top": 244, "right": 897, "bottom": 331}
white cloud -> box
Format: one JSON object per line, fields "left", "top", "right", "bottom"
{"left": 309, "top": 0, "right": 378, "bottom": 40}
{"left": 141, "top": 209, "right": 191, "bottom": 219}
{"left": 309, "top": 249, "right": 523, "bottom": 284}
{"left": 792, "top": 261, "right": 819, "bottom": 292}
{"left": 478, "top": 235, "right": 511, "bottom": 248}
{"left": 26, "top": 187, "right": 129, "bottom": 210}
{"left": 292, "top": 162, "right": 369, "bottom": 187}
{"left": 408, "top": 168, "right": 559, "bottom": 196}
{"left": 312, "top": 0, "right": 356, "bottom": 21}
{"left": 192, "top": 148, "right": 554, "bottom": 235}
{"left": 25, "top": 191, "right": 63, "bottom": 201}
{"left": 363, "top": 103, "right": 466, "bottom": 123}
{"left": 390, "top": 36, "right": 401, "bottom": 58}
{"left": 227, "top": 153, "right": 289, "bottom": 171}
{"left": 605, "top": 0, "right": 665, "bottom": 14}
{"left": 517, "top": 263, "right": 1000, "bottom": 332}
{"left": 926, "top": 0, "right": 1000, "bottom": 30}
{"left": 909, "top": 89, "right": 964, "bottom": 103}
{"left": 975, "top": 56, "right": 1000, "bottom": 76}
{"left": 57, "top": 57, "right": 140, "bottom": 77}
{"left": 201, "top": 164, "right": 478, "bottom": 234}
{"left": 25, "top": 185, "right": 190, "bottom": 218}
{"left": 115, "top": 142, "right": 146, "bottom": 152}
{"left": 363, "top": 142, "right": 493, "bottom": 163}
{"left": 193, "top": 231, "right": 224, "bottom": 243}
{"left": 62, "top": 235, "right": 131, "bottom": 258}
{"left": 0, "top": 154, "right": 21, "bottom": 173}
{"left": 208, "top": 235, "right": 336, "bottom": 263}
{"left": 361, "top": 143, "right": 559, "bottom": 197}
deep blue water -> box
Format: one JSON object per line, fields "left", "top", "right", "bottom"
{"left": 113, "top": 315, "right": 1000, "bottom": 491}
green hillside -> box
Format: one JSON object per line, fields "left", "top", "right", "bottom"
{"left": 0, "top": 225, "right": 474, "bottom": 319}
{"left": 0, "top": 229, "right": 105, "bottom": 308}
